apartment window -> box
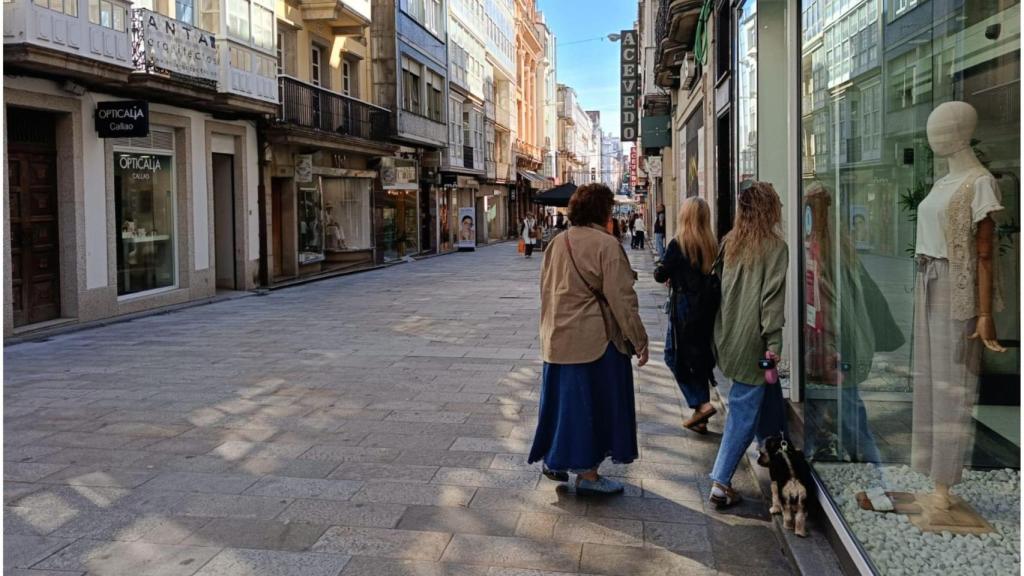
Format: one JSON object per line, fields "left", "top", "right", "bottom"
{"left": 402, "top": 57, "right": 423, "bottom": 115}
{"left": 311, "top": 45, "right": 324, "bottom": 87}
{"left": 251, "top": 4, "right": 274, "bottom": 50}
{"left": 226, "top": 0, "right": 250, "bottom": 41}
{"left": 199, "top": 0, "right": 218, "bottom": 35}
{"left": 276, "top": 31, "right": 284, "bottom": 75}
{"left": 427, "top": 71, "right": 444, "bottom": 122}
{"left": 38, "top": 0, "right": 77, "bottom": 17}
{"left": 175, "top": 0, "right": 193, "bottom": 23}
{"left": 342, "top": 60, "right": 352, "bottom": 95}
{"left": 89, "top": 0, "right": 125, "bottom": 30}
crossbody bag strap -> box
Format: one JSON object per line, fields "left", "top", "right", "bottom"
{"left": 563, "top": 229, "right": 607, "bottom": 304}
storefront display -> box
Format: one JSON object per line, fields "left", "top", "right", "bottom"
{"left": 114, "top": 148, "right": 176, "bottom": 296}
{"left": 322, "top": 178, "right": 371, "bottom": 253}
{"left": 297, "top": 185, "right": 324, "bottom": 264}
{"left": 375, "top": 189, "right": 419, "bottom": 261}
{"left": 797, "top": 0, "right": 1020, "bottom": 573}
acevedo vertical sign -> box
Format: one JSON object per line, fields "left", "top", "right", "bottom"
{"left": 620, "top": 29, "right": 639, "bottom": 142}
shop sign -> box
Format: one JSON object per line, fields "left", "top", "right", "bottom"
{"left": 441, "top": 173, "right": 458, "bottom": 187}
{"left": 457, "top": 175, "right": 479, "bottom": 189}
{"left": 295, "top": 154, "right": 314, "bottom": 183}
{"left": 619, "top": 29, "right": 639, "bottom": 142}
{"left": 95, "top": 101, "right": 149, "bottom": 138}
{"left": 381, "top": 157, "right": 418, "bottom": 190}
{"left": 457, "top": 207, "right": 476, "bottom": 250}
{"left": 646, "top": 156, "right": 662, "bottom": 178}
{"left": 629, "top": 147, "right": 638, "bottom": 187}
{"left": 138, "top": 9, "right": 219, "bottom": 82}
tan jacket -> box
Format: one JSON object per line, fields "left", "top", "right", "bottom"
{"left": 540, "top": 225, "right": 648, "bottom": 364}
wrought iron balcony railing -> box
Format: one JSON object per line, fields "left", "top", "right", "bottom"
{"left": 278, "top": 75, "right": 389, "bottom": 141}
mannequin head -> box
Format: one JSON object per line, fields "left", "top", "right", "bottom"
{"left": 926, "top": 102, "right": 978, "bottom": 158}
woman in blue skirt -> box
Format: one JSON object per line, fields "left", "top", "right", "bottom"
{"left": 529, "top": 183, "right": 649, "bottom": 495}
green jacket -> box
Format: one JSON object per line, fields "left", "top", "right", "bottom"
{"left": 714, "top": 240, "right": 788, "bottom": 385}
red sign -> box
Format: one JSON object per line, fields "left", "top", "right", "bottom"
{"left": 629, "top": 147, "right": 638, "bottom": 187}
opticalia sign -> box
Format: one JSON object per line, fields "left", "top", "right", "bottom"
{"left": 137, "top": 9, "right": 218, "bottom": 82}
{"left": 619, "top": 29, "right": 639, "bottom": 142}
{"left": 95, "top": 101, "right": 149, "bottom": 138}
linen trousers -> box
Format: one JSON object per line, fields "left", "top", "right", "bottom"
{"left": 911, "top": 257, "right": 982, "bottom": 486}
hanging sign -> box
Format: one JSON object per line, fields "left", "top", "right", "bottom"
{"left": 619, "top": 29, "right": 639, "bottom": 142}
{"left": 381, "top": 158, "right": 419, "bottom": 190}
{"left": 95, "top": 101, "right": 149, "bottom": 138}
{"left": 138, "top": 9, "right": 219, "bottom": 81}
{"left": 295, "top": 154, "right": 314, "bottom": 183}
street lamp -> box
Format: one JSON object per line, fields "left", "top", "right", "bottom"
{"left": 607, "top": 33, "right": 621, "bottom": 42}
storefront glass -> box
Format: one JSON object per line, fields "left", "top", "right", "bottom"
{"left": 487, "top": 192, "right": 505, "bottom": 242}
{"left": 322, "top": 178, "right": 371, "bottom": 252}
{"left": 439, "top": 189, "right": 454, "bottom": 253}
{"left": 375, "top": 189, "right": 420, "bottom": 261}
{"left": 736, "top": 0, "right": 757, "bottom": 182}
{"left": 297, "top": 183, "right": 324, "bottom": 264}
{"left": 114, "top": 150, "right": 176, "bottom": 296}
{"left": 798, "top": 1, "right": 1020, "bottom": 573}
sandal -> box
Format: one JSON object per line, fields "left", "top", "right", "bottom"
{"left": 709, "top": 481, "right": 743, "bottom": 509}
{"left": 683, "top": 406, "right": 717, "bottom": 432}
{"left": 690, "top": 421, "right": 709, "bottom": 435}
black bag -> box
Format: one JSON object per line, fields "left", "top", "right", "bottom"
{"left": 668, "top": 245, "right": 724, "bottom": 384}
{"left": 858, "top": 262, "right": 905, "bottom": 353}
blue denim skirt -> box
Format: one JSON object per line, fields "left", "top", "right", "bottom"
{"left": 528, "top": 343, "right": 638, "bottom": 473}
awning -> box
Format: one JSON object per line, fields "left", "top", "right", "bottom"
{"left": 517, "top": 170, "right": 552, "bottom": 190}
{"left": 532, "top": 183, "right": 576, "bottom": 207}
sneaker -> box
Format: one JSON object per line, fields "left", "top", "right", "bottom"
{"left": 576, "top": 476, "right": 625, "bottom": 496}
{"left": 542, "top": 466, "right": 569, "bottom": 482}
{"left": 709, "top": 481, "right": 742, "bottom": 509}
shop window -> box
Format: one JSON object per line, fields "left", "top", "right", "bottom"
{"left": 799, "top": 0, "right": 1020, "bottom": 572}
{"left": 297, "top": 183, "right": 324, "bottom": 264}
{"left": 322, "top": 178, "right": 371, "bottom": 252}
{"left": 114, "top": 147, "right": 176, "bottom": 296}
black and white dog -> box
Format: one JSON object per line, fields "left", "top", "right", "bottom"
{"left": 757, "top": 435, "right": 811, "bottom": 537}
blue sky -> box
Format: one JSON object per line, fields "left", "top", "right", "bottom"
{"left": 538, "top": 0, "right": 636, "bottom": 140}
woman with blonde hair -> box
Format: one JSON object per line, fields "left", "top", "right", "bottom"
{"left": 708, "top": 180, "right": 789, "bottom": 509}
{"left": 654, "top": 197, "right": 719, "bottom": 433}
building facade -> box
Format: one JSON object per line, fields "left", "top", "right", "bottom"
{"left": 481, "top": 0, "right": 516, "bottom": 241}
{"left": 511, "top": 0, "right": 546, "bottom": 224}
{"left": 370, "top": 0, "right": 449, "bottom": 261}
{"left": 642, "top": 0, "right": 1021, "bottom": 572}
{"left": 266, "top": 0, "right": 393, "bottom": 283}
{"left": 4, "top": 0, "right": 276, "bottom": 335}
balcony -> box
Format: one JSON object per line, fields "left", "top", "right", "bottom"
{"left": 278, "top": 75, "right": 389, "bottom": 142}
{"left": 654, "top": 0, "right": 704, "bottom": 89}
{"left": 514, "top": 138, "right": 542, "bottom": 167}
{"left": 299, "top": 0, "right": 369, "bottom": 25}
{"left": 4, "top": 0, "right": 133, "bottom": 73}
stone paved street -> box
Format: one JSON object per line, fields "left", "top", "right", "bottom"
{"left": 4, "top": 242, "right": 794, "bottom": 576}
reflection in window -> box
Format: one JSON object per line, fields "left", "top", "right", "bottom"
{"left": 736, "top": 0, "right": 757, "bottom": 181}
{"left": 115, "top": 152, "right": 176, "bottom": 296}
{"left": 322, "top": 178, "right": 371, "bottom": 252}
{"left": 226, "top": 0, "right": 249, "bottom": 41}
{"left": 251, "top": 4, "right": 273, "bottom": 50}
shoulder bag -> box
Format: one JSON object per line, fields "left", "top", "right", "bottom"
{"left": 563, "top": 229, "right": 636, "bottom": 356}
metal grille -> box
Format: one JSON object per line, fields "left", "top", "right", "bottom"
{"left": 6, "top": 109, "right": 56, "bottom": 147}
{"left": 111, "top": 127, "right": 175, "bottom": 151}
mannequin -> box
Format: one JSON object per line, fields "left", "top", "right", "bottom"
{"left": 911, "top": 101, "right": 1005, "bottom": 530}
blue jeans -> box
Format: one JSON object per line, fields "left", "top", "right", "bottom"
{"left": 710, "top": 380, "right": 787, "bottom": 487}
{"left": 655, "top": 233, "right": 666, "bottom": 260}
{"left": 663, "top": 296, "right": 711, "bottom": 409}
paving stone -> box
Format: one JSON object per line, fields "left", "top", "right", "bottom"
{"left": 142, "top": 471, "right": 260, "bottom": 494}
{"left": 549, "top": 515, "right": 644, "bottom": 547}
{"left": 353, "top": 482, "right": 476, "bottom": 507}
{"left": 708, "top": 522, "right": 788, "bottom": 568}
{"left": 38, "top": 466, "right": 158, "bottom": 488}
{"left": 300, "top": 445, "right": 401, "bottom": 463}
{"left": 468, "top": 488, "right": 586, "bottom": 516}
{"left": 33, "top": 539, "right": 221, "bottom": 575}
{"left": 4, "top": 444, "right": 64, "bottom": 462}
{"left": 184, "top": 517, "right": 327, "bottom": 551}
{"left": 432, "top": 468, "right": 539, "bottom": 490}
{"left": 449, "top": 438, "right": 531, "bottom": 454}
{"left": 579, "top": 543, "right": 717, "bottom": 576}
{"left": 244, "top": 476, "right": 363, "bottom": 501}
{"left": 340, "top": 557, "right": 488, "bottom": 576}
{"left": 4, "top": 534, "right": 76, "bottom": 568}
{"left": 643, "top": 521, "right": 712, "bottom": 552}
{"left": 586, "top": 495, "right": 707, "bottom": 524}
{"left": 385, "top": 411, "right": 471, "bottom": 424}
{"left": 231, "top": 457, "right": 340, "bottom": 479}
{"left": 312, "top": 526, "right": 452, "bottom": 560}
{"left": 397, "top": 506, "right": 519, "bottom": 536}
{"left": 4, "top": 482, "right": 42, "bottom": 505}
{"left": 176, "top": 493, "right": 293, "bottom": 519}
{"left": 641, "top": 479, "right": 705, "bottom": 502}
{"left": 360, "top": 433, "right": 459, "bottom": 451}
{"left": 393, "top": 450, "right": 496, "bottom": 469}
{"left": 210, "top": 440, "right": 315, "bottom": 461}
{"left": 276, "top": 499, "right": 407, "bottom": 528}
{"left": 193, "top": 548, "right": 351, "bottom": 576}
{"left": 513, "top": 513, "right": 557, "bottom": 540}
{"left": 4, "top": 462, "right": 69, "bottom": 482}
{"left": 441, "top": 534, "right": 581, "bottom": 572}
{"left": 328, "top": 463, "right": 440, "bottom": 483}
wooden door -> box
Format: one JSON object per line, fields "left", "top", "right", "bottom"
{"left": 8, "top": 149, "right": 60, "bottom": 326}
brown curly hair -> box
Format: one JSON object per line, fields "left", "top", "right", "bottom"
{"left": 568, "top": 183, "right": 614, "bottom": 228}
{"left": 723, "top": 180, "right": 783, "bottom": 264}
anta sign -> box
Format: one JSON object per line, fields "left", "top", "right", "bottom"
{"left": 95, "top": 101, "right": 149, "bottom": 138}
{"left": 139, "top": 9, "right": 219, "bottom": 82}
{"left": 619, "top": 29, "right": 639, "bottom": 142}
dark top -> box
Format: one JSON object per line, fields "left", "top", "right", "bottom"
{"left": 653, "top": 238, "right": 705, "bottom": 293}
{"left": 654, "top": 211, "right": 666, "bottom": 234}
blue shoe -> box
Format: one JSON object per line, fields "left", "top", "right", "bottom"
{"left": 576, "top": 476, "right": 625, "bottom": 496}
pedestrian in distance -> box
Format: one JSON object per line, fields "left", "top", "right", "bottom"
{"left": 654, "top": 197, "right": 719, "bottom": 434}
{"left": 633, "top": 214, "right": 647, "bottom": 250}
{"left": 529, "top": 183, "right": 649, "bottom": 495}
{"left": 629, "top": 214, "right": 637, "bottom": 248}
{"left": 521, "top": 214, "right": 538, "bottom": 258}
{"left": 654, "top": 203, "right": 667, "bottom": 261}
{"left": 708, "top": 180, "right": 789, "bottom": 509}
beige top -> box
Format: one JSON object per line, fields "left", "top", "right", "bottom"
{"left": 540, "top": 225, "right": 649, "bottom": 364}
{"left": 915, "top": 172, "right": 1003, "bottom": 258}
